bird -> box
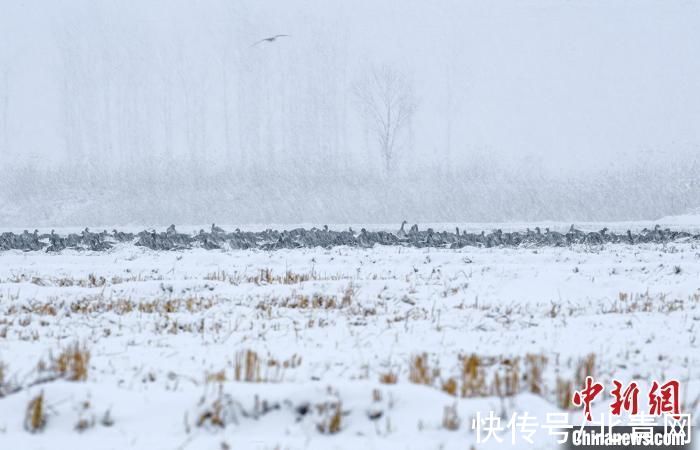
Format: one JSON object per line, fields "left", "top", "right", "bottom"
{"left": 397, "top": 220, "right": 408, "bottom": 239}
{"left": 251, "top": 34, "right": 289, "bottom": 47}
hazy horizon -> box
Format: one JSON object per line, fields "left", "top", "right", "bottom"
{"left": 1, "top": 0, "right": 699, "bottom": 225}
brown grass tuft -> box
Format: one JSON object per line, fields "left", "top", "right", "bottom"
{"left": 491, "top": 358, "right": 520, "bottom": 398}
{"left": 379, "top": 371, "right": 398, "bottom": 385}
{"left": 24, "top": 391, "right": 46, "bottom": 433}
{"left": 524, "top": 354, "right": 547, "bottom": 395}
{"left": 206, "top": 370, "right": 227, "bottom": 384}
{"left": 575, "top": 353, "right": 596, "bottom": 387}
{"left": 409, "top": 353, "right": 438, "bottom": 385}
{"left": 232, "top": 350, "right": 301, "bottom": 383}
{"left": 556, "top": 378, "right": 574, "bottom": 410}
{"left": 341, "top": 282, "right": 355, "bottom": 307}
{"left": 460, "top": 354, "right": 486, "bottom": 397}
{"left": 234, "top": 350, "right": 261, "bottom": 383}
{"left": 316, "top": 401, "right": 343, "bottom": 434}
{"left": 51, "top": 342, "right": 90, "bottom": 381}
{"left": 441, "top": 378, "right": 458, "bottom": 397}
{"left": 197, "top": 400, "right": 226, "bottom": 428}
{"left": 442, "top": 403, "right": 461, "bottom": 431}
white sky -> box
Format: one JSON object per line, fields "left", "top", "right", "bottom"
{"left": 0, "top": 0, "right": 698, "bottom": 170}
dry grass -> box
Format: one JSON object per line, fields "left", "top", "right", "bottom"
{"left": 267, "top": 353, "right": 302, "bottom": 370}
{"left": 555, "top": 353, "right": 597, "bottom": 410}
{"left": 409, "top": 353, "right": 438, "bottom": 385}
{"left": 575, "top": 353, "right": 596, "bottom": 387}
{"left": 205, "top": 370, "right": 227, "bottom": 384}
{"left": 234, "top": 350, "right": 261, "bottom": 383}
{"left": 556, "top": 378, "right": 574, "bottom": 410}
{"left": 15, "top": 295, "right": 218, "bottom": 317}
{"left": 24, "top": 391, "right": 46, "bottom": 433}
{"left": 5, "top": 273, "right": 163, "bottom": 288}
{"left": 404, "top": 352, "right": 554, "bottom": 401}
{"left": 50, "top": 342, "right": 90, "bottom": 381}
{"left": 197, "top": 403, "right": 225, "bottom": 428}
{"left": 327, "top": 404, "right": 343, "bottom": 434}
{"left": 442, "top": 403, "right": 461, "bottom": 431}
{"left": 232, "top": 350, "right": 301, "bottom": 383}
{"left": 205, "top": 269, "right": 327, "bottom": 286}
{"left": 524, "top": 354, "right": 547, "bottom": 395}
{"left": 379, "top": 371, "right": 398, "bottom": 384}
{"left": 492, "top": 357, "right": 519, "bottom": 397}
{"left": 341, "top": 282, "right": 356, "bottom": 308}
{"left": 87, "top": 273, "right": 107, "bottom": 287}
{"left": 460, "top": 354, "right": 486, "bottom": 397}
{"left": 316, "top": 401, "right": 343, "bottom": 434}
{"left": 193, "top": 385, "right": 261, "bottom": 430}
{"left": 603, "top": 291, "right": 696, "bottom": 314}
{"left": 74, "top": 399, "right": 95, "bottom": 432}
{"left": 196, "top": 387, "right": 228, "bottom": 429}
{"left": 256, "top": 292, "right": 350, "bottom": 310}
{"left": 441, "top": 377, "right": 458, "bottom": 397}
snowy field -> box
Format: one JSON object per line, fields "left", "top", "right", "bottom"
{"left": 0, "top": 229, "right": 699, "bottom": 449}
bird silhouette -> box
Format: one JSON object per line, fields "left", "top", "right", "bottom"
{"left": 251, "top": 34, "right": 290, "bottom": 47}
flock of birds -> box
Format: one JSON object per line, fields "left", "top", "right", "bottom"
{"left": 0, "top": 222, "right": 697, "bottom": 253}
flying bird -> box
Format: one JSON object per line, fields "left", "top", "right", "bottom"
{"left": 251, "top": 34, "right": 289, "bottom": 47}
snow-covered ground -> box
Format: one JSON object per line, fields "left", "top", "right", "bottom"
{"left": 0, "top": 237, "right": 698, "bottom": 449}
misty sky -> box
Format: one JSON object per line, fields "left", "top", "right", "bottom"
{"left": 0, "top": 1, "right": 699, "bottom": 226}
{"left": 1, "top": 0, "right": 698, "bottom": 170}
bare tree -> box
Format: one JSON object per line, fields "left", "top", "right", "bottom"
{"left": 354, "top": 64, "right": 416, "bottom": 173}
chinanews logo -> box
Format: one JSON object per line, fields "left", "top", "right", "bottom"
{"left": 470, "top": 378, "right": 694, "bottom": 448}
